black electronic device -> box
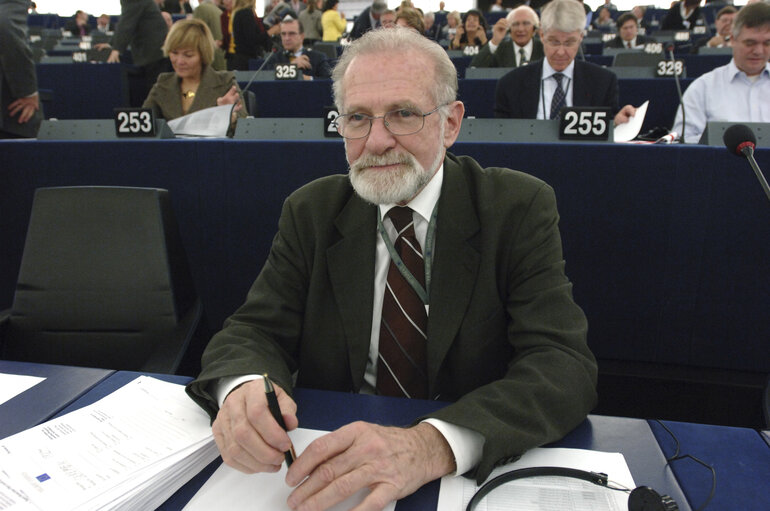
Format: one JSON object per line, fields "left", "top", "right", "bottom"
{"left": 723, "top": 124, "right": 770, "bottom": 203}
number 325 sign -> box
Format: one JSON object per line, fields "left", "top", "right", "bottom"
{"left": 558, "top": 107, "right": 611, "bottom": 141}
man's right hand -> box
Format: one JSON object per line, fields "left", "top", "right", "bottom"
{"left": 490, "top": 17, "right": 509, "bottom": 46}
{"left": 212, "top": 379, "right": 299, "bottom": 474}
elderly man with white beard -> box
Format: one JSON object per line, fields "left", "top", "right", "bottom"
{"left": 186, "top": 27, "right": 597, "bottom": 511}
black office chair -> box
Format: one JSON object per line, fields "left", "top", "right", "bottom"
{"left": 0, "top": 187, "right": 207, "bottom": 375}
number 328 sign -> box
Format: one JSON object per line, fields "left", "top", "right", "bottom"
{"left": 558, "top": 107, "right": 612, "bottom": 141}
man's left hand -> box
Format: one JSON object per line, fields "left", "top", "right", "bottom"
{"left": 285, "top": 422, "right": 455, "bottom": 511}
{"left": 294, "top": 54, "right": 311, "bottom": 70}
{"left": 8, "top": 95, "right": 39, "bottom": 124}
{"left": 614, "top": 104, "right": 637, "bottom": 126}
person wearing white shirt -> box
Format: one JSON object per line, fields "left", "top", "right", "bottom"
{"left": 672, "top": 2, "right": 770, "bottom": 143}
{"left": 187, "top": 26, "right": 596, "bottom": 511}
{"left": 471, "top": 5, "right": 544, "bottom": 68}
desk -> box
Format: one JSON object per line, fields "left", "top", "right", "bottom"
{"left": 0, "top": 360, "right": 113, "bottom": 439}
{"left": 649, "top": 420, "right": 770, "bottom": 511}
{"left": 58, "top": 372, "right": 689, "bottom": 511}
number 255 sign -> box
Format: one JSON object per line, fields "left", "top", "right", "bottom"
{"left": 558, "top": 107, "right": 611, "bottom": 141}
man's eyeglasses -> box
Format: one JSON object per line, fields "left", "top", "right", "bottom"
{"left": 332, "top": 104, "right": 447, "bottom": 139}
{"left": 510, "top": 21, "right": 533, "bottom": 28}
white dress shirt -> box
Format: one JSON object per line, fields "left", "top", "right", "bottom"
{"left": 217, "top": 162, "right": 485, "bottom": 476}
{"left": 672, "top": 59, "right": 770, "bottom": 143}
{"left": 537, "top": 59, "right": 575, "bottom": 120}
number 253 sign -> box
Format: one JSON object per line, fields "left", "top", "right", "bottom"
{"left": 114, "top": 108, "right": 156, "bottom": 137}
{"left": 558, "top": 107, "right": 611, "bottom": 141}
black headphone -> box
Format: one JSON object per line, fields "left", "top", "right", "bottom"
{"left": 466, "top": 466, "right": 679, "bottom": 511}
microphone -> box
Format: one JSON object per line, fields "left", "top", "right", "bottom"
{"left": 668, "top": 43, "right": 686, "bottom": 144}
{"left": 242, "top": 44, "right": 280, "bottom": 96}
{"left": 723, "top": 124, "right": 770, "bottom": 203}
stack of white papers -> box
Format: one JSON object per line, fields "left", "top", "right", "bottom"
{"left": 167, "top": 104, "right": 235, "bottom": 138}
{"left": 0, "top": 376, "right": 219, "bottom": 511}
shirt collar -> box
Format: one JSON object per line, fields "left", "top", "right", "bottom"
{"left": 513, "top": 38, "right": 534, "bottom": 53}
{"left": 380, "top": 163, "right": 444, "bottom": 224}
{"left": 727, "top": 58, "right": 770, "bottom": 82}
{"left": 542, "top": 58, "right": 575, "bottom": 81}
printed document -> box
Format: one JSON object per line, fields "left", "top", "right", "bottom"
{"left": 438, "top": 447, "right": 635, "bottom": 511}
{"left": 0, "top": 376, "right": 218, "bottom": 511}
{"left": 184, "top": 428, "right": 397, "bottom": 511}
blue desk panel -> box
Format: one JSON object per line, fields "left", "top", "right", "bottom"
{"left": 35, "top": 63, "right": 127, "bottom": 119}
{"left": 649, "top": 420, "right": 770, "bottom": 511}
{"left": 0, "top": 360, "right": 113, "bottom": 439}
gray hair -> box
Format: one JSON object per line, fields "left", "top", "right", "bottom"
{"left": 332, "top": 27, "right": 458, "bottom": 114}
{"left": 506, "top": 5, "right": 539, "bottom": 28}
{"left": 733, "top": 1, "right": 770, "bottom": 38}
{"left": 540, "top": 0, "right": 586, "bottom": 34}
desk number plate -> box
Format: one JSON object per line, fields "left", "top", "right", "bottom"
{"left": 114, "top": 108, "right": 156, "bottom": 137}
{"left": 656, "top": 60, "right": 685, "bottom": 77}
{"left": 275, "top": 64, "right": 299, "bottom": 80}
{"left": 324, "top": 107, "right": 343, "bottom": 138}
{"left": 559, "top": 107, "right": 611, "bottom": 141}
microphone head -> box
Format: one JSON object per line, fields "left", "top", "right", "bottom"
{"left": 723, "top": 124, "right": 757, "bottom": 157}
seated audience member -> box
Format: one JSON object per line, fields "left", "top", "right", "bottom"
{"left": 221, "top": 0, "right": 235, "bottom": 69}
{"left": 95, "top": 14, "right": 114, "bottom": 34}
{"left": 143, "top": 18, "right": 246, "bottom": 124}
{"left": 449, "top": 8, "right": 488, "bottom": 50}
{"left": 380, "top": 9, "right": 397, "bottom": 28}
{"left": 231, "top": 0, "right": 271, "bottom": 70}
{"left": 65, "top": 10, "right": 91, "bottom": 36}
{"left": 298, "top": 0, "right": 323, "bottom": 45}
{"left": 186, "top": 27, "right": 597, "bottom": 511}
{"left": 350, "top": 0, "right": 387, "bottom": 39}
{"left": 594, "top": 0, "right": 618, "bottom": 17}
{"left": 194, "top": 0, "right": 227, "bottom": 70}
{"left": 395, "top": 7, "right": 425, "bottom": 34}
{"left": 321, "top": 0, "right": 346, "bottom": 41}
{"left": 269, "top": 17, "right": 331, "bottom": 79}
{"left": 632, "top": 5, "right": 650, "bottom": 32}
{"left": 592, "top": 7, "right": 614, "bottom": 30}
{"left": 693, "top": 6, "right": 737, "bottom": 52}
{"left": 672, "top": 2, "right": 770, "bottom": 143}
{"left": 440, "top": 10, "right": 462, "bottom": 42}
{"left": 661, "top": 0, "right": 709, "bottom": 32}
{"left": 495, "top": 0, "right": 636, "bottom": 125}
{"left": 471, "top": 5, "right": 543, "bottom": 68}
{"left": 605, "top": 12, "right": 654, "bottom": 49}
{"left": 423, "top": 11, "right": 440, "bottom": 40}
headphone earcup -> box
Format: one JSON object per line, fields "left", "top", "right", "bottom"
{"left": 628, "top": 486, "right": 679, "bottom": 511}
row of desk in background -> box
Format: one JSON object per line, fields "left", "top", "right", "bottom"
{"left": 1, "top": 359, "right": 768, "bottom": 510}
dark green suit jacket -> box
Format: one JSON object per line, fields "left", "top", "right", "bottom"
{"left": 471, "top": 38, "right": 544, "bottom": 68}
{"left": 186, "top": 153, "right": 597, "bottom": 481}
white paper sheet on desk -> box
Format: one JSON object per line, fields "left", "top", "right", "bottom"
{"left": 0, "top": 373, "right": 45, "bottom": 406}
{"left": 183, "top": 427, "right": 397, "bottom": 511}
{"left": 613, "top": 100, "right": 649, "bottom": 143}
{"left": 438, "top": 447, "right": 635, "bottom": 511}
{"left": 167, "top": 104, "right": 234, "bottom": 138}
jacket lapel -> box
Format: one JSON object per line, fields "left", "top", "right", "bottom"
{"left": 426, "top": 155, "right": 481, "bottom": 395}
{"left": 327, "top": 193, "right": 378, "bottom": 391}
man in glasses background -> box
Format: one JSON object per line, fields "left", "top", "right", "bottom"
{"left": 471, "top": 5, "right": 544, "bottom": 68}
{"left": 494, "top": 0, "right": 637, "bottom": 126}
{"left": 267, "top": 16, "right": 332, "bottom": 80}
{"left": 187, "top": 26, "right": 597, "bottom": 511}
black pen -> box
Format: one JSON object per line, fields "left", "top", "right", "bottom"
{"left": 263, "top": 374, "right": 297, "bottom": 467}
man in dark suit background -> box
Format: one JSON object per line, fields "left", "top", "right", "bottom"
{"left": 495, "top": 0, "right": 636, "bottom": 126}
{"left": 269, "top": 17, "right": 331, "bottom": 79}
{"left": 350, "top": 0, "right": 387, "bottom": 39}
{"left": 604, "top": 12, "right": 655, "bottom": 49}
{"left": 107, "top": 0, "right": 170, "bottom": 106}
{"left": 186, "top": 27, "right": 596, "bottom": 511}
{"left": 0, "top": 0, "right": 43, "bottom": 138}
{"left": 471, "top": 5, "right": 544, "bottom": 68}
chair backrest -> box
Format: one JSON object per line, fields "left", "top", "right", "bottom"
{"left": 3, "top": 187, "right": 199, "bottom": 372}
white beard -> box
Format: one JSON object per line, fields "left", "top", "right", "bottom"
{"left": 347, "top": 125, "right": 446, "bottom": 205}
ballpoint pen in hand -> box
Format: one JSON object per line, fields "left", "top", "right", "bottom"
{"left": 263, "top": 374, "right": 297, "bottom": 467}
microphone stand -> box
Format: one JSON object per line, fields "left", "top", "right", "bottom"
{"left": 669, "top": 45, "right": 685, "bottom": 143}
{"left": 742, "top": 145, "right": 770, "bottom": 203}
{"left": 242, "top": 47, "right": 279, "bottom": 96}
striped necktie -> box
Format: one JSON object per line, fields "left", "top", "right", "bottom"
{"left": 376, "top": 206, "right": 428, "bottom": 399}
{"left": 519, "top": 47, "right": 528, "bottom": 66}
{"left": 550, "top": 72, "right": 566, "bottom": 120}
